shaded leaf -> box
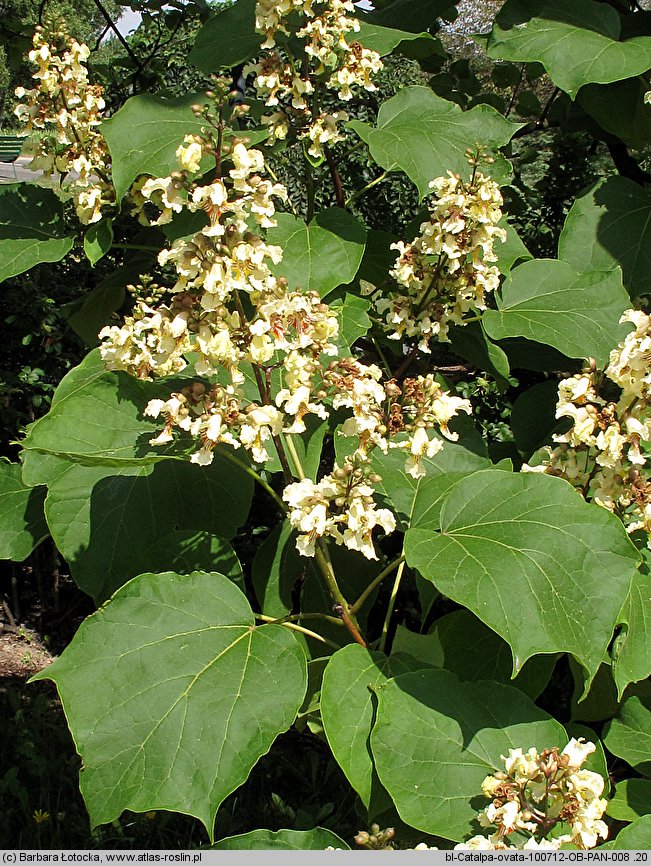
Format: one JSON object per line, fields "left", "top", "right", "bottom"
{"left": 0, "top": 184, "right": 75, "bottom": 283}
{"left": 602, "top": 814, "right": 651, "bottom": 849}
{"left": 212, "top": 828, "right": 349, "bottom": 849}
{"left": 190, "top": 0, "right": 262, "bottom": 73}
{"left": 510, "top": 380, "right": 563, "bottom": 457}
{"left": 33, "top": 571, "right": 307, "bottom": 841}
{"left": 483, "top": 259, "right": 632, "bottom": 366}
{"left": 370, "top": 668, "right": 565, "bottom": 841}
{"left": 0, "top": 462, "right": 48, "bottom": 561}
{"left": 83, "top": 218, "right": 113, "bottom": 266}
{"left": 41, "top": 453, "right": 252, "bottom": 601}
{"left": 405, "top": 470, "right": 640, "bottom": 688}
{"left": 348, "top": 86, "right": 522, "bottom": 199}
{"left": 612, "top": 551, "right": 651, "bottom": 699}
{"left": 558, "top": 176, "right": 651, "bottom": 300}
{"left": 321, "top": 645, "right": 418, "bottom": 812}
{"left": 607, "top": 778, "right": 651, "bottom": 822}
{"left": 604, "top": 683, "right": 651, "bottom": 777}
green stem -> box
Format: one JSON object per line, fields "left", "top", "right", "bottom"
{"left": 378, "top": 558, "right": 406, "bottom": 653}
{"left": 349, "top": 554, "right": 405, "bottom": 615}
{"left": 371, "top": 337, "right": 393, "bottom": 379}
{"left": 255, "top": 614, "right": 341, "bottom": 649}
{"left": 275, "top": 612, "right": 344, "bottom": 627}
{"left": 218, "top": 447, "right": 286, "bottom": 511}
{"left": 304, "top": 154, "right": 315, "bottom": 222}
{"left": 345, "top": 169, "right": 390, "bottom": 208}
{"left": 283, "top": 432, "right": 306, "bottom": 479}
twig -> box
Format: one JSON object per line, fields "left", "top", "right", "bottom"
{"left": 379, "top": 559, "right": 406, "bottom": 653}
{"left": 255, "top": 614, "right": 341, "bottom": 649}
{"left": 324, "top": 144, "right": 345, "bottom": 209}
{"left": 349, "top": 554, "right": 405, "bottom": 615}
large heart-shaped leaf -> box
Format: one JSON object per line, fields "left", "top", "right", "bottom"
{"left": 348, "top": 86, "right": 522, "bottom": 198}
{"left": 558, "top": 176, "right": 651, "bottom": 300}
{"left": 189, "top": 0, "right": 262, "bottom": 73}
{"left": 41, "top": 458, "right": 250, "bottom": 601}
{"left": 579, "top": 79, "right": 651, "bottom": 152}
{"left": 612, "top": 550, "right": 651, "bottom": 699}
{"left": 370, "top": 668, "right": 566, "bottom": 841}
{"left": 212, "top": 828, "right": 349, "bottom": 849}
{"left": 32, "top": 571, "right": 307, "bottom": 841}
{"left": 0, "top": 462, "right": 48, "bottom": 561}
{"left": 404, "top": 470, "right": 640, "bottom": 687}
{"left": 361, "top": 0, "right": 455, "bottom": 33}
{"left": 101, "top": 95, "right": 209, "bottom": 201}
{"left": 487, "top": 0, "right": 651, "bottom": 98}
{"left": 604, "top": 683, "right": 651, "bottom": 777}
{"left": 267, "top": 208, "right": 366, "bottom": 295}
{"left": 0, "top": 184, "right": 75, "bottom": 283}
{"left": 482, "top": 258, "right": 632, "bottom": 366}
{"left": 321, "top": 645, "right": 418, "bottom": 811}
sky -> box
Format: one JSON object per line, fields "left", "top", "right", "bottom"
{"left": 116, "top": 8, "right": 142, "bottom": 35}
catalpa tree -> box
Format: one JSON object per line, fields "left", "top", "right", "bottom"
{"left": 1, "top": 0, "right": 650, "bottom": 850}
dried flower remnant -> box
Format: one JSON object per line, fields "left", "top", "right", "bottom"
{"left": 368, "top": 160, "right": 506, "bottom": 349}
{"left": 14, "top": 23, "right": 114, "bottom": 224}
{"left": 524, "top": 309, "right": 651, "bottom": 546}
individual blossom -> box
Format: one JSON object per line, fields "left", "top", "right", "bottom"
{"left": 370, "top": 165, "right": 507, "bottom": 349}
{"left": 14, "top": 22, "right": 114, "bottom": 224}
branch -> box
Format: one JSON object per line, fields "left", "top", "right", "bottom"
{"left": 324, "top": 144, "right": 345, "bottom": 209}
{"left": 91, "top": 0, "right": 141, "bottom": 73}
{"left": 607, "top": 139, "right": 651, "bottom": 186}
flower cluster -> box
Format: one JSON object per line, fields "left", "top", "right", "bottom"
{"left": 98, "top": 99, "right": 472, "bottom": 559}
{"left": 14, "top": 24, "right": 113, "bottom": 224}
{"left": 525, "top": 309, "right": 651, "bottom": 546}
{"left": 247, "top": 0, "right": 383, "bottom": 158}
{"left": 283, "top": 458, "right": 396, "bottom": 558}
{"left": 455, "top": 738, "right": 608, "bottom": 850}
{"left": 366, "top": 165, "right": 506, "bottom": 349}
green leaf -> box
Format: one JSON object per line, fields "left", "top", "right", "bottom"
{"left": 321, "top": 645, "right": 418, "bottom": 812}
{"left": 348, "top": 86, "right": 522, "bottom": 199}
{"left": 356, "top": 21, "right": 442, "bottom": 60}
{"left": 607, "top": 778, "right": 651, "bottom": 822}
{"left": 511, "top": 380, "right": 564, "bottom": 457}
{"left": 497, "top": 221, "right": 533, "bottom": 275}
{"left": 448, "top": 322, "right": 511, "bottom": 390}
{"left": 21, "top": 355, "right": 197, "bottom": 467}
{"left": 212, "top": 828, "right": 349, "bottom": 849}
{"left": 570, "top": 659, "right": 621, "bottom": 723}
{"left": 0, "top": 462, "right": 48, "bottom": 561}
{"left": 329, "top": 293, "right": 372, "bottom": 353}
{"left": 487, "top": 0, "right": 651, "bottom": 98}
{"left": 558, "top": 176, "right": 651, "bottom": 300}
{"left": 413, "top": 610, "right": 555, "bottom": 700}
{"left": 370, "top": 668, "right": 566, "bottom": 841}
{"left": 362, "top": 0, "right": 454, "bottom": 33}
{"left": 267, "top": 208, "right": 366, "bottom": 295}
{"left": 83, "top": 218, "right": 113, "bottom": 266}
{"left": 252, "top": 520, "right": 302, "bottom": 621}
{"left": 355, "top": 421, "right": 490, "bottom": 530}
{"left": 0, "top": 184, "right": 75, "bottom": 283}
{"left": 602, "top": 814, "right": 651, "bottom": 849}
{"left": 32, "top": 571, "right": 307, "bottom": 841}
{"left": 41, "top": 454, "right": 252, "bottom": 601}
{"left": 189, "top": 0, "right": 262, "bottom": 73}
{"left": 612, "top": 552, "right": 651, "bottom": 699}
{"left": 604, "top": 683, "right": 651, "bottom": 777}
{"left": 101, "top": 94, "right": 207, "bottom": 201}
{"left": 579, "top": 79, "right": 651, "bottom": 151}
{"left": 482, "top": 259, "right": 632, "bottom": 366}
{"left": 404, "top": 470, "right": 640, "bottom": 688}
